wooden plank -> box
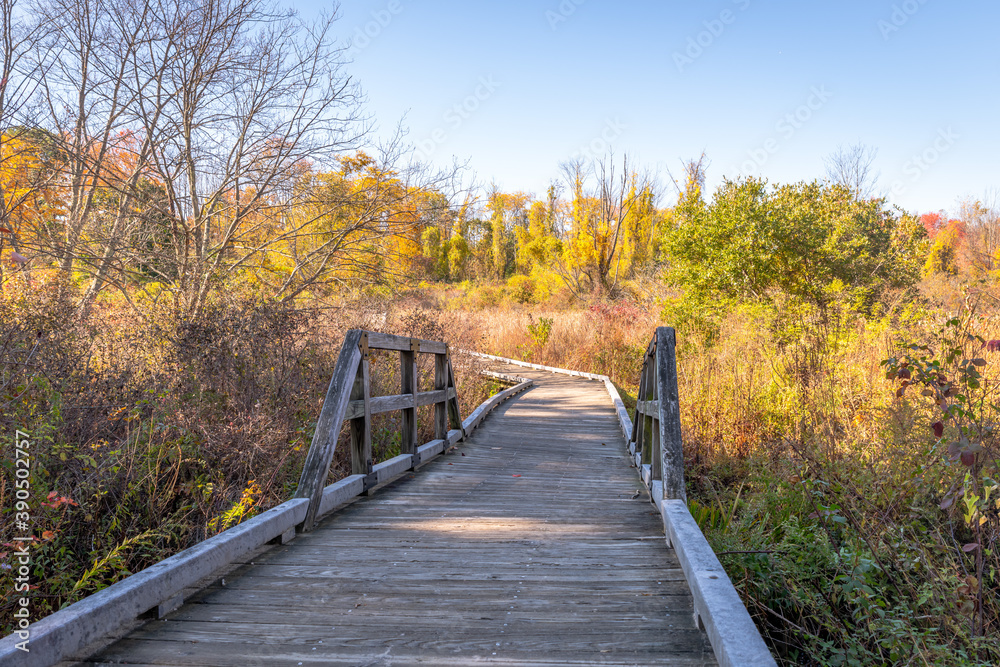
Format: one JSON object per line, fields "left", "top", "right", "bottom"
{"left": 401, "top": 348, "right": 418, "bottom": 458}
{"left": 343, "top": 388, "right": 456, "bottom": 420}
{"left": 348, "top": 355, "right": 373, "bottom": 479}
{"left": 446, "top": 357, "right": 466, "bottom": 437}
{"left": 656, "top": 327, "right": 686, "bottom": 503}
{"left": 367, "top": 331, "right": 447, "bottom": 355}
{"left": 637, "top": 399, "right": 660, "bottom": 415}
{"left": 0, "top": 498, "right": 308, "bottom": 667}
{"left": 660, "top": 499, "right": 777, "bottom": 667}
{"left": 371, "top": 453, "right": 414, "bottom": 485}
{"left": 461, "top": 380, "right": 532, "bottom": 431}
{"left": 79, "top": 362, "right": 725, "bottom": 667}
{"left": 316, "top": 474, "right": 366, "bottom": 518}
{"left": 416, "top": 438, "right": 446, "bottom": 461}
{"left": 603, "top": 378, "right": 632, "bottom": 442}
{"left": 294, "top": 330, "right": 362, "bottom": 530}
{"left": 433, "top": 353, "right": 448, "bottom": 439}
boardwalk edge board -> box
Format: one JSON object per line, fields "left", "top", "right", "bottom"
{"left": 0, "top": 497, "right": 309, "bottom": 667}
{"left": 462, "top": 346, "right": 777, "bottom": 667}
{"left": 662, "top": 499, "right": 777, "bottom": 667}
{"left": 0, "top": 365, "right": 532, "bottom": 667}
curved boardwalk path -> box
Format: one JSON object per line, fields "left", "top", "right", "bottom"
{"left": 81, "top": 367, "right": 716, "bottom": 666}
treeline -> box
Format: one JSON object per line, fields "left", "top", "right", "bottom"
{"left": 0, "top": 0, "right": 457, "bottom": 318}
{"left": 4, "top": 0, "right": 999, "bottom": 323}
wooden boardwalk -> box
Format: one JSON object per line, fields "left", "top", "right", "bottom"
{"left": 81, "top": 368, "right": 716, "bottom": 666}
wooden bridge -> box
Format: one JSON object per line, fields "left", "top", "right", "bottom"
{"left": 2, "top": 329, "right": 775, "bottom": 667}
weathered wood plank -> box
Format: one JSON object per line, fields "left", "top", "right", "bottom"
{"left": 656, "top": 327, "right": 686, "bottom": 503}
{"left": 343, "top": 388, "right": 456, "bottom": 420}
{"left": 294, "top": 330, "right": 362, "bottom": 531}
{"left": 0, "top": 498, "right": 308, "bottom": 667}
{"left": 400, "top": 348, "right": 418, "bottom": 457}
{"left": 82, "top": 364, "right": 720, "bottom": 667}
{"left": 348, "top": 354, "right": 372, "bottom": 481}
{"left": 366, "top": 331, "right": 447, "bottom": 354}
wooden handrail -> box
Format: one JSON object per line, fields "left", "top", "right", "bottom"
{"left": 294, "top": 330, "right": 466, "bottom": 530}
{"left": 630, "top": 326, "right": 687, "bottom": 503}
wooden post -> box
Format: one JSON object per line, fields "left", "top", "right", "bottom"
{"left": 656, "top": 327, "right": 686, "bottom": 502}
{"left": 632, "top": 354, "right": 648, "bottom": 457}
{"left": 433, "top": 352, "right": 448, "bottom": 440}
{"left": 648, "top": 351, "right": 661, "bottom": 483}
{"left": 350, "top": 335, "right": 373, "bottom": 491}
{"left": 401, "top": 340, "right": 419, "bottom": 464}
{"left": 446, "top": 355, "right": 466, "bottom": 437}
{"left": 294, "top": 330, "right": 363, "bottom": 531}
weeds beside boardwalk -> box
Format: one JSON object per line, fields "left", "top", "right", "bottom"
{"left": 466, "top": 291, "right": 1000, "bottom": 666}
{"left": 1, "top": 279, "right": 997, "bottom": 665}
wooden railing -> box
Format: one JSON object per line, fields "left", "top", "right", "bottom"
{"left": 0, "top": 330, "right": 534, "bottom": 666}
{"left": 630, "top": 326, "right": 687, "bottom": 504}
{"left": 295, "top": 330, "right": 468, "bottom": 530}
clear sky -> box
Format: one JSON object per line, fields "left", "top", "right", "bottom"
{"left": 294, "top": 0, "right": 998, "bottom": 215}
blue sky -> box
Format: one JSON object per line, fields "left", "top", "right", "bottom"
{"left": 296, "top": 0, "right": 998, "bottom": 215}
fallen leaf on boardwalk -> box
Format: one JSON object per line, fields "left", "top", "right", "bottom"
{"left": 512, "top": 474, "right": 521, "bottom": 477}
{"left": 461, "top": 453, "right": 466, "bottom": 456}
{"left": 601, "top": 443, "right": 607, "bottom": 446}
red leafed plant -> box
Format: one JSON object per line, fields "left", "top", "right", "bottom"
{"left": 882, "top": 315, "right": 999, "bottom": 638}
{"left": 40, "top": 491, "right": 78, "bottom": 509}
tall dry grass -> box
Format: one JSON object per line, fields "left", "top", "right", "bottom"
{"left": 0, "top": 284, "right": 493, "bottom": 628}
{"left": 451, "top": 292, "right": 1000, "bottom": 665}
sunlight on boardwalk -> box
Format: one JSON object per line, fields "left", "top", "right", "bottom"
{"left": 82, "top": 369, "right": 716, "bottom": 666}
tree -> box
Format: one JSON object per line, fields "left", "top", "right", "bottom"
{"left": 556, "top": 154, "right": 659, "bottom": 297}
{"left": 959, "top": 193, "right": 1000, "bottom": 278}
{"left": 0, "top": 0, "right": 52, "bottom": 280}
{"left": 485, "top": 186, "right": 528, "bottom": 280}
{"left": 665, "top": 177, "right": 925, "bottom": 311}
{"left": 824, "top": 142, "right": 880, "bottom": 200}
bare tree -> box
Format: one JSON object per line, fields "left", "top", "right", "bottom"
{"left": 0, "top": 0, "right": 52, "bottom": 280}
{"left": 825, "top": 142, "right": 880, "bottom": 199}
{"left": 28, "top": 0, "right": 158, "bottom": 301}
{"left": 668, "top": 151, "right": 708, "bottom": 206}
{"left": 555, "top": 152, "right": 659, "bottom": 297}
{"left": 960, "top": 191, "right": 1000, "bottom": 277}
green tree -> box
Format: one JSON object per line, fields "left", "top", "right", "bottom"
{"left": 665, "top": 178, "right": 925, "bottom": 310}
